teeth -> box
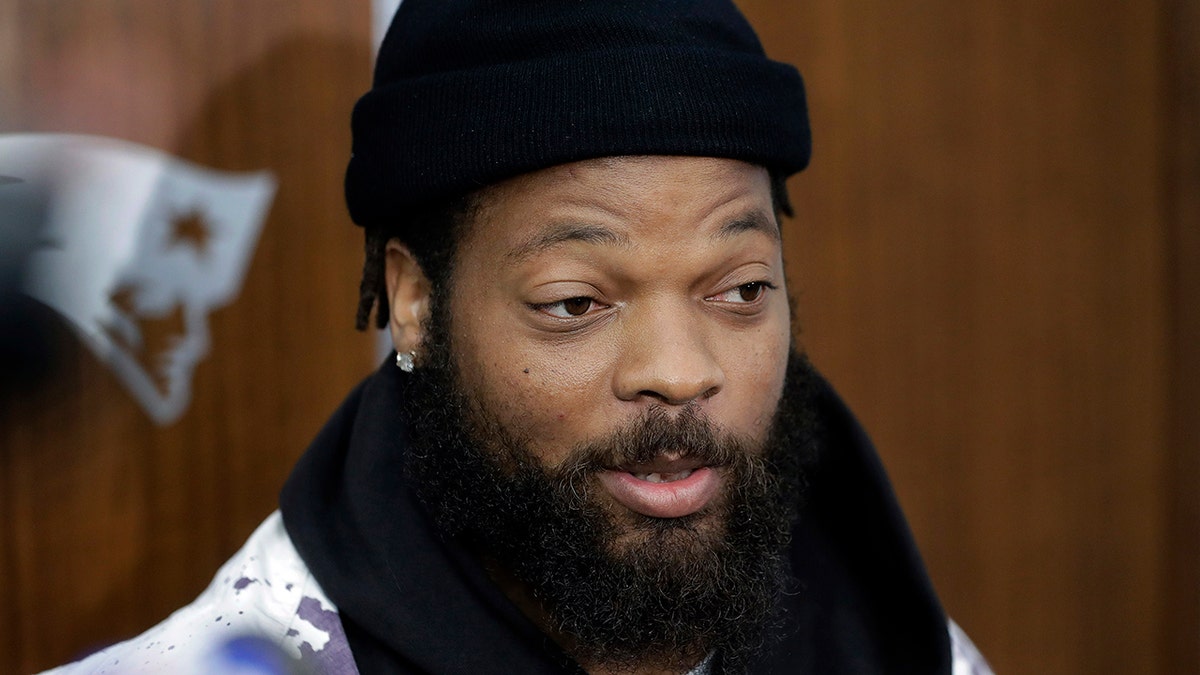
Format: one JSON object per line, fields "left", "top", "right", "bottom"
{"left": 631, "top": 469, "right": 694, "bottom": 483}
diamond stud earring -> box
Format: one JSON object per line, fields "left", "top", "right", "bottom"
{"left": 396, "top": 351, "right": 416, "bottom": 373}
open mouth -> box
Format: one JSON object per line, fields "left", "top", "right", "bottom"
{"left": 629, "top": 468, "right": 696, "bottom": 483}
{"left": 597, "top": 455, "right": 722, "bottom": 519}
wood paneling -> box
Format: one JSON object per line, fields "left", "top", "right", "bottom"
{"left": 739, "top": 0, "right": 1192, "bottom": 673}
{"left": 0, "top": 3, "right": 374, "bottom": 672}
{"left": 1165, "top": 0, "right": 1200, "bottom": 671}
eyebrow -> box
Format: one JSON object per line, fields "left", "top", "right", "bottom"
{"left": 505, "top": 223, "right": 631, "bottom": 264}
{"left": 714, "top": 210, "right": 780, "bottom": 241}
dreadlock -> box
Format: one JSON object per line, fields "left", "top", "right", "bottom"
{"left": 355, "top": 225, "right": 391, "bottom": 330}
{"left": 354, "top": 194, "right": 475, "bottom": 331}
{"left": 354, "top": 170, "right": 793, "bottom": 331}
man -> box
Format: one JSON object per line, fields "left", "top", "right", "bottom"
{"left": 50, "top": 1, "right": 993, "bottom": 673}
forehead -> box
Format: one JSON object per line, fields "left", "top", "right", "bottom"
{"left": 460, "top": 156, "right": 777, "bottom": 259}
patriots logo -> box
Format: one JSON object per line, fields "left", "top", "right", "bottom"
{"left": 0, "top": 134, "right": 275, "bottom": 424}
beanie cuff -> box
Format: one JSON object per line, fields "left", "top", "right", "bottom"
{"left": 346, "top": 46, "right": 810, "bottom": 227}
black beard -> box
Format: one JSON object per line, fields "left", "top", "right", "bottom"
{"left": 402, "top": 307, "right": 820, "bottom": 672}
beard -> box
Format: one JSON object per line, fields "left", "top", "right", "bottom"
{"left": 401, "top": 301, "right": 820, "bottom": 672}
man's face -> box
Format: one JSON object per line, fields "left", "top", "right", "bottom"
{"left": 399, "top": 155, "right": 812, "bottom": 670}
{"left": 446, "top": 155, "right": 792, "bottom": 543}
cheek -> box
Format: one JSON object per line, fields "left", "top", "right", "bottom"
{"left": 507, "top": 356, "right": 613, "bottom": 449}
{"left": 725, "top": 323, "right": 791, "bottom": 432}
{"left": 453, "top": 318, "right": 612, "bottom": 460}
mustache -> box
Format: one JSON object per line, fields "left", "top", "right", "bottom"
{"left": 552, "top": 405, "right": 756, "bottom": 480}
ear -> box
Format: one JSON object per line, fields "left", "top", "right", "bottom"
{"left": 384, "top": 239, "right": 431, "bottom": 358}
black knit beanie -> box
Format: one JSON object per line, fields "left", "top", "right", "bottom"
{"left": 345, "top": 0, "right": 812, "bottom": 229}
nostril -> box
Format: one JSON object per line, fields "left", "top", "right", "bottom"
{"left": 635, "top": 384, "right": 719, "bottom": 406}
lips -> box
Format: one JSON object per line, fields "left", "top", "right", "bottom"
{"left": 596, "top": 455, "right": 722, "bottom": 519}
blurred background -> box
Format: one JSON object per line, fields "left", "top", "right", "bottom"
{"left": 0, "top": 1, "right": 1195, "bottom": 673}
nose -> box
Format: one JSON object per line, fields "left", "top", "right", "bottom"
{"left": 612, "top": 302, "right": 724, "bottom": 406}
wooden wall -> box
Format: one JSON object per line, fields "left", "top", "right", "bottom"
{"left": 1164, "top": 0, "right": 1200, "bottom": 669}
{"left": 0, "top": 3, "right": 377, "bottom": 672}
{"left": 1, "top": 1, "right": 1194, "bottom": 674}
{"left": 740, "top": 0, "right": 1199, "bottom": 673}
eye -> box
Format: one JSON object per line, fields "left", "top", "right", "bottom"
{"left": 537, "top": 296, "right": 600, "bottom": 318}
{"left": 736, "top": 282, "right": 765, "bottom": 302}
{"left": 709, "top": 281, "right": 774, "bottom": 304}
